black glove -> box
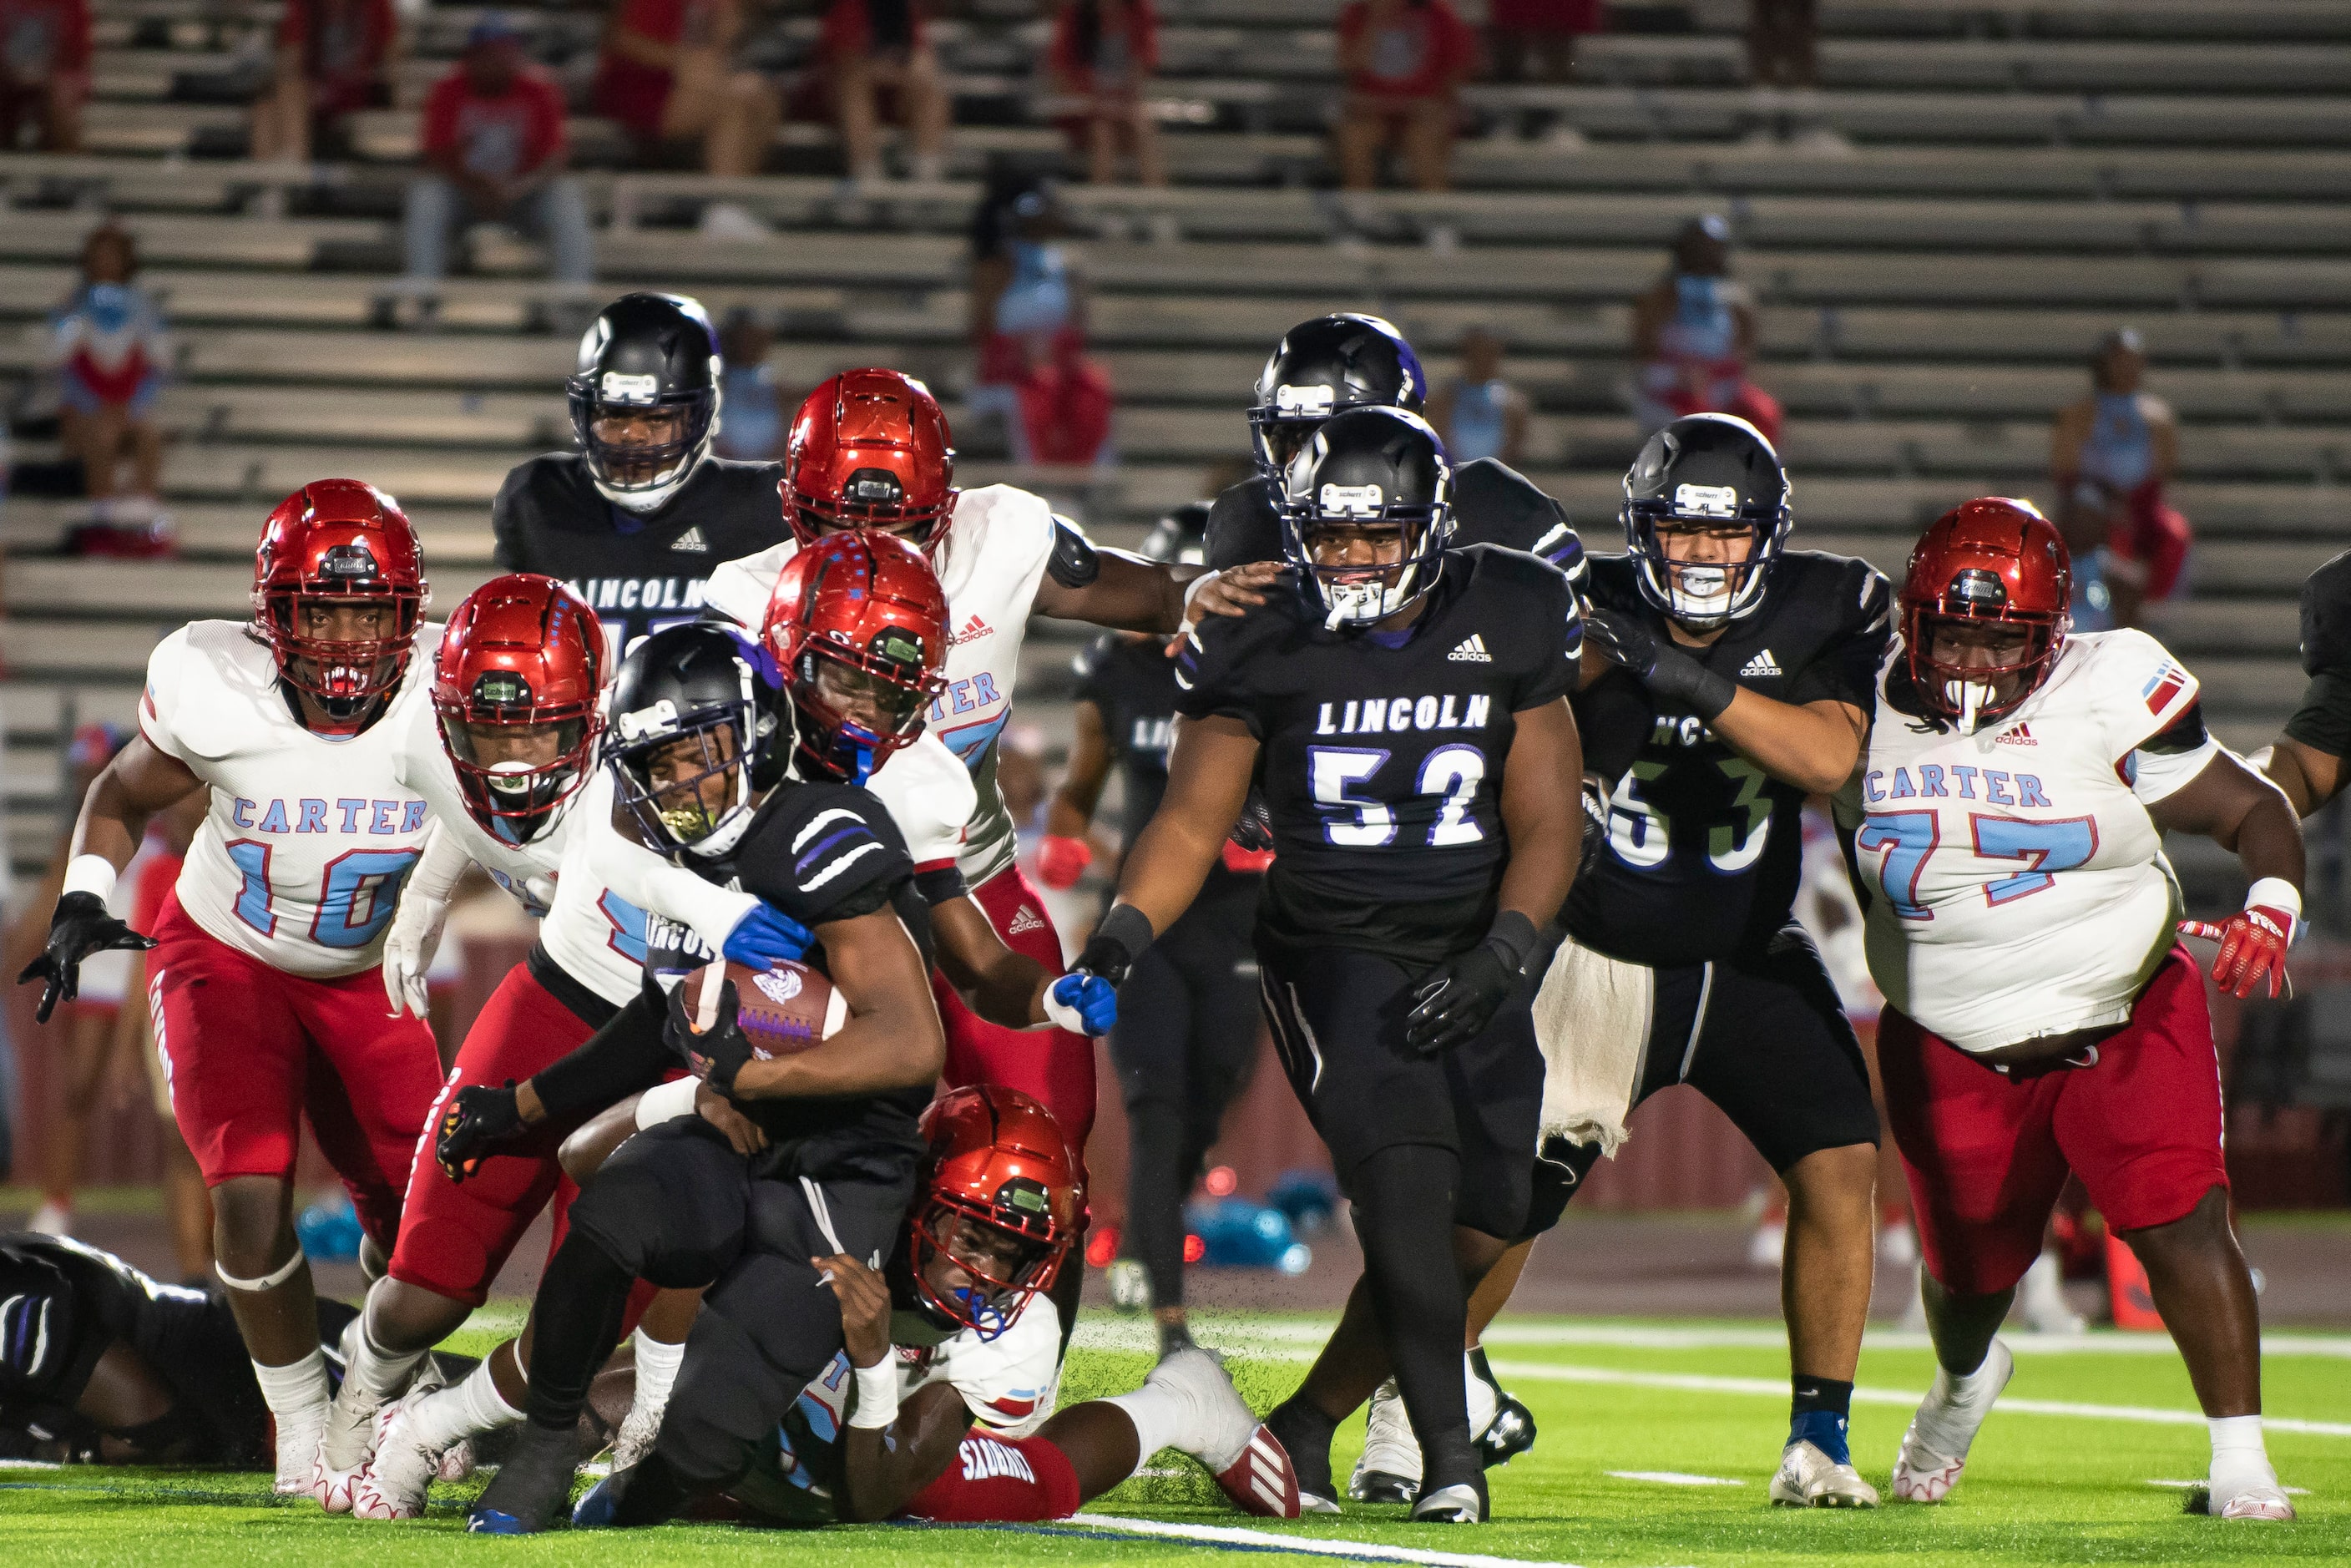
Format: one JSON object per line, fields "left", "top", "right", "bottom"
{"left": 1582, "top": 608, "right": 1738, "bottom": 723}
{"left": 18, "top": 891, "right": 155, "bottom": 1024}
{"left": 668, "top": 977, "right": 753, "bottom": 1097}
{"left": 436, "top": 1081, "right": 524, "bottom": 1183}
{"left": 1404, "top": 912, "right": 1541, "bottom": 1057}
{"left": 1228, "top": 787, "right": 1276, "bottom": 853}
{"left": 1071, "top": 903, "right": 1154, "bottom": 991}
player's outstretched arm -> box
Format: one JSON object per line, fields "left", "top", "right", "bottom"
{"left": 820, "top": 1250, "right": 973, "bottom": 1522}
{"left": 1076, "top": 716, "right": 1259, "bottom": 984}
{"left": 2154, "top": 751, "right": 2306, "bottom": 1000}
{"left": 726, "top": 906, "right": 947, "bottom": 1100}
{"left": 1036, "top": 549, "right": 1285, "bottom": 636}
{"left": 2258, "top": 736, "right": 2342, "bottom": 818}
{"left": 931, "top": 894, "right": 1067, "bottom": 1031}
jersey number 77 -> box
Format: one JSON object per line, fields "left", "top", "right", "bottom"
{"left": 1854, "top": 811, "right": 2099, "bottom": 921}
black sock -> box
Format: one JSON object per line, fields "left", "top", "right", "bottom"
{"left": 1352, "top": 1144, "right": 1477, "bottom": 1492}
{"left": 1789, "top": 1376, "right": 1855, "bottom": 1465}
{"left": 523, "top": 1232, "right": 636, "bottom": 1434}
{"left": 1157, "top": 1318, "right": 1196, "bottom": 1358}
{"left": 1267, "top": 1395, "right": 1339, "bottom": 1499}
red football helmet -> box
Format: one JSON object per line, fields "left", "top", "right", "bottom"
{"left": 781, "top": 369, "right": 957, "bottom": 548}
{"left": 908, "top": 1085, "right": 1081, "bottom": 1340}
{"left": 762, "top": 529, "right": 949, "bottom": 784}
{"left": 252, "top": 479, "right": 429, "bottom": 732}
{"left": 432, "top": 574, "right": 607, "bottom": 846}
{"left": 1900, "top": 497, "right": 2072, "bottom": 731}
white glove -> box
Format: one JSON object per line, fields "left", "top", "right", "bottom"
{"left": 382, "top": 893, "right": 447, "bottom": 1019}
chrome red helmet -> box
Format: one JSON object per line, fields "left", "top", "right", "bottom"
{"left": 1900, "top": 497, "right": 2072, "bottom": 732}
{"left": 762, "top": 529, "right": 949, "bottom": 785}
{"left": 781, "top": 369, "right": 956, "bottom": 548}
{"left": 252, "top": 479, "right": 429, "bottom": 732}
{"left": 908, "top": 1085, "right": 1081, "bottom": 1341}
{"left": 431, "top": 574, "right": 606, "bottom": 846}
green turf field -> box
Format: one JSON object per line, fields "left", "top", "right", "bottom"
{"left": 3, "top": 1308, "right": 2343, "bottom": 1566}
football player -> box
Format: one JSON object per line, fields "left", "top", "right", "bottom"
{"left": 1037, "top": 502, "right": 1271, "bottom": 1357}
{"left": 493, "top": 292, "right": 791, "bottom": 659}
{"left": 687, "top": 371, "right": 1277, "bottom": 1323}
{"left": 1071, "top": 407, "right": 1586, "bottom": 1522}
{"left": 2257, "top": 546, "right": 2350, "bottom": 816}
{"left": 570, "top": 1085, "right": 1301, "bottom": 1529}
{"left": 1204, "top": 312, "right": 1585, "bottom": 584}
{"left": 18, "top": 480, "right": 444, "bottom": 1495}
{"left": 1847, "top": 499, "right": 2298, "bottom": 1520}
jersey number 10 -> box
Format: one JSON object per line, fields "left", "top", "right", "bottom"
{"left": 223, "top": 843, "right": 422, "bottom": 949}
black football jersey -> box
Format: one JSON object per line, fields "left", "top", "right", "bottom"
{"left": 1203, "top": 459, "right": 1587, "bottom": 594}
{"left": 492, "top": 453, "right": 791, "bottom": 655}
{"left": 1567, "top": 549, "right": 1892, "bottom": 969}
{"left": 639, "top": 780, "right": 933, "bottom": 1180}
{"left": 1175, "top": 545, "right": 1580, "bottom": 968}
{"left": 1074, "top": 631, "right": 1259, "bottom": 903}
{"left": 2284, "top": 547, "right": 2351, "bottom": 761}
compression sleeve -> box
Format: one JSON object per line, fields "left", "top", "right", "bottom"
{"left": 2283, "top": 668, "right": 2351, "bottom": 760}
{"left": 528, "top": 984, "right": 671, "bottom": 1119}
{"left": 586, "top": 814, "right": 763, "bottom": 956}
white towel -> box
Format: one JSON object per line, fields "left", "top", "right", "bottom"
{"left": 1531, "top": 931, "right": 1654, "bottom": 1157}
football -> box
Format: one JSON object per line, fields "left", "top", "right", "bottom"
{"left": 680, "top": 956, "right": 847, "bottom": 1060}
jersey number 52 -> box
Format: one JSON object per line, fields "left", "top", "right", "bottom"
{"left": 1307, "top": 745, "right": 1487, "bottom": 848}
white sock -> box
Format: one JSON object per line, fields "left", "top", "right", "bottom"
{"left": 1464, "top": 1353, "right": 1498, "bottom": 1436}
{"left": 347, "top": 1323, "right": 428, "bottom": 1408}
{"left": 254, "top": 1348, "right": 331, "bottom": 1419}
{"left": 629, "top": 1328, "right": 685, "bottom": 1412}
{"left": 2208, "top": 1414, "right": 2271, "bottom": 1487}
{"left": 1103, "top": 1381, "right": 1185, "bottom": 1471}
{"left": 412, "top": 1358, "right": 523, "bottom": 1453}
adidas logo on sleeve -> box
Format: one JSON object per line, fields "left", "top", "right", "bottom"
{"left": 1449, "top": 635, "right": 1494, "bottom": 663}
{"left": 1739, "top": 649, "right": 1782, "bottom": 677}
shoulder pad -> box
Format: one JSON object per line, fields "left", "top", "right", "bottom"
{"left": 2301, "top": 548, "right": 2351, "bottom": 675}
{"left": 1046, "top": 513, "right": 1100, "bottom": 589}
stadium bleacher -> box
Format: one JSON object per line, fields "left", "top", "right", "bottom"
{"left": 4, "top": 0, "right": 2345, "bottom": 890}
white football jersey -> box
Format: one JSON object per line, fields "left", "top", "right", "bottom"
{"left": 392, "top": 699, "right": 560, "bottom": 915}
{"left": 1839, "top": 629, "right": 2217, "bottom": 1054}
{"left": 139, "top": 620, "right": 442, "bottom": 980}
{"left": 790, "top": 1294, "right": 1063, "bottom": 1444}
{"left": 701, "top": 485, "right": 1061, "bottom": 886}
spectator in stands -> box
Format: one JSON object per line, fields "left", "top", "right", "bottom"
{"left": 402, "top": 16, "right": 594, "bottom": 309}
{"left": 0, "top": 0, "right": 88, "bottom": 152}
{"left": 968, "top": 181, "right": 1112, "bottom": 465}
{"left": 1334, "top": 0, "right": 1474, "bottom": 192}
{"left": 1429, "top": 326, "right": 1529, "bottom": 466}
{"left": 1747, "top": 0, "right": 1817, "bottom": 90}
{"left": 1046, "top": 0, "right": 1165, "bottom": 188}
{"left": 249, "top": 0, "right": 398, "bottom": 165}
{"left": 2052, "top": 326, "right": 2192, "bottom": 631}
{"left": 713, "top": 308, "right": 786, "bottom": 461}
{"left": 1487, "top": 0, "right": 1598, "bottom": 86}
{"left": 595, "top": 0, "right": 781, "bottom": 236}
{"left": 49, "top": 224, "right": 170, "bottom": 539}
{"left": 823, "top": 0, "right": 951, "bottom": 185}
{"left": 1629, "top": 215, "right": 1781, "bottom": 443}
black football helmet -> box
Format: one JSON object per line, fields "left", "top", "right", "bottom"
{"left": 1248, "top": 314, "right": 1426, "bottom": 478}
{"left": 1279, "top": 406, "right": 1454, "bottom": 629}
{"left": 1137, "top": 500, "right": 1211, "bottom": 567}
{"left": 1621, "top": 412, "right": 1792, "bottom": 629}
{"left": 569, "top": 292, "right": 723, "bottom": 514}
{"left": 605, "top": 623, "right": 786, "bottom": 860}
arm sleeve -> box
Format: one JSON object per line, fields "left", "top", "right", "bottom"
{"left": 587, "top": 817, "right": 761, "bottom": 954}
{"left": 2283, "top": 669, "right": 2351, "bottom": 760}
{"left": 402, "top": 818, "right": 471, "bottom": 914}
{"left": 1045, "top": 514, "right": 1101, "bottom": 589}
{"left": 528, "top": 984, "right": 672, "bottom": 1119}
{"left": 1788, "top": 564, "right": 1894, "bottom": 710}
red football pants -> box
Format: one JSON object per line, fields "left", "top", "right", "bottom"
{"left": 901, "top": 1429, "right": 1082, "bottom": 1521}
{"left": 933, "top": 864, "right": 1096, "bottom": 1183}
{"left": 146, "top": 890, "right": 442, "bottom": 1250}
{"left": 1878, "top": 945, "right": 2229, "bottom": 1297}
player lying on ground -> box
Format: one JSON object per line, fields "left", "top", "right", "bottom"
{"left": 18, "top": 481, "right": 446, "bottom": 1495}
{"left": 1843, "top": 498, "right": 2299, "bottom": 1521}
{"left": 1073, "top": 407, "right": 1585, "bottom": 1524}
{"left": 562, "top": 1085, "right": 1302, "bottom": 1528}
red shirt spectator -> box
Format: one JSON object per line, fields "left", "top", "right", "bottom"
{"left": 1047, "top": 0, "right": 1157, "bottom": 94}
{"left": 276, "top": 0, "right": 395, "bottom": 115}
{"left": 1337, "top": 0, "right": 1474, "bottom": 101}
{"left": 422, "top": 56, "right": 567, "bottom": 181}
{"left": 0, "top": 0, "right": 91, "bottom": 84}
{"left": 594, "top": 0, "right": 692, "bottom": 137}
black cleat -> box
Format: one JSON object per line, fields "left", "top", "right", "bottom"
{"left": 466, "top": 1419, "right": 579, "bottom": 1535}
{"left": 1411, "top": 1475, "right": 1489, "bottom": 1523}
{"left": 1476, "top": 1394, "right": 1538, "bottom": 1469}
{"left": 1350, "top": 1469, "right": 1420, "bottom": 1505}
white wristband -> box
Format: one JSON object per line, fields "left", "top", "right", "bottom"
{"left": 847, "top": 1358, "right": 900, "bottom": 1430}
{"left": 2247, "top": 878, "right": 2303, "bottom": 939}
{"left": 635, "top": 1075, "right": 702, "bottom": 1129}
{"left": 62, "top": 854, "right": 118, "bottom": 903}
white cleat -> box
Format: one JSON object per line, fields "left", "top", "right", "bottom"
{"left": 1135, "top": 1346, "right": 1305, "bottom": 1519}
{"left": 271, "top": 1403, "right": 328, "bottom": 1498}
{"left": 2211, "top": 1479, "right": 2297, "bottom": 1522}
{"left": 2017, "top": 1252, "right": 2086, "bottom": 1336}
{"left": 1410, "top": 1480, "right": 1487, "bottom": 1523}
{"left": 1349, "top": 1380, "right": 1421, "bottom": 1505}
{"left": 1891, "top": 1339, "right": 2014, "bottom": 1504}
{"left": 316, "top": 1382, "right": 397, "bottom": 1512}
{"left": 1770, "top": 1439, "right": 1879, "bottom": 1508}
{"left": 351, "top": 1387, "right": 451, "bottom": 1521}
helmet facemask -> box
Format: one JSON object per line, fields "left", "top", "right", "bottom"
{"left": 262, "top": 581, "right": 423, "bottom": 733}
{"left": 435, "top": 670, "right": 598, "bottom": 847}
{"left": 609, "top": 660, "right": 775, "bottom": 859}
{"left": 1904, "top": 569, "right": 2066, "bottom": 736}
{"left": 907, "top": 1184, "right": 1068, "bottom": 1342}
{"left": 1281, "top": 474, "right": 1454, "bottom": 630}
{"left": 1625, "top": 490, "right": 1784, "bottom": 630}
{"left": 569, "top": 377, "right": 720, "bottom": 513}
{"left": 788, "top": 632, "right": 943, "bottom": 787}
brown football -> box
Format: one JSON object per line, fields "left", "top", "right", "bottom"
{"left": 680, "top": 957, "right": 845, "bottom": 1060}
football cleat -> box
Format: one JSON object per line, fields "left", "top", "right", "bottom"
{"left": 1349, "top": 1381, "right": 1420, "bottom": 1504}
{"left": 1890, "top": 1340, "right": 2013, "bottom": 1505}
{"left": 1145, "top": 1347, "right": 1302, "bottom": 1520}
{"left": 1475, "top": 1394, "right": 1538, "bottom": 1470}
{"left": 1105, "top": 1259, "right": 1152, "bottom": 1313}
{"left": 1213, "top": 1429, "right": 1304, "bottom": 1520}
{"left": 1410, "top": 1479, "right": 1488, "bottom": 1523}
{"left": 572, "top": 1473, "right": 623, "bottom": 1530}
{"left": 1770, "top": 1440, "right": 1880, "bottom": 1508}
{"left": 464, "top": 1418, "right": 578, "bottom": 1535}
{"left": 351, "top": 1387, "right": 446, "bottom": 1520}
{"left": 2210, "top": 1479, "right": 2297, "bottom": 1522}
{"left": 270, "top": 1402, "right": 328, "bottom": 1498}
{"left": 316, "top": 1380, "right": 397, "bottom": 1512}
{"left": 609, "top": 1391, "right": 670, "bottom": 1474}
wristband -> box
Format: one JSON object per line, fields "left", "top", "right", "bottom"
{"left": 847, "top": 1358, "right": 900, "bottom": 1429}
{"left": 2247, "top": 878, "right": 2303, "bottom": 941}
{"left": 635, "top": 1075, "right": 702, "bottom": 1129}
{"left": 63, "top": 854, "right": 118, "bottom": 903}
{"left": 1090, "top": 903, "right": 1155, "bottom": 972}
{"left": 1482, "top": 909, "right": 1541, "bottom": 976}
{"left": 1180, "top": 569, "right": 1221, "bottom": 619}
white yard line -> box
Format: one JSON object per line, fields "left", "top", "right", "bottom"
{"left": 1606, "top": 1471, "right": 1743, "bottom": 1486}
{"left": 1034, "top": 1513, "right": 1592, "bottom": 1568}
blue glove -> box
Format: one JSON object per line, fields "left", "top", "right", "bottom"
{"left": 1044, "top": 972, "right": 1118, "bottom": 1036}
{"left": 724, "top": 904, "right": 814, "bottom": 968}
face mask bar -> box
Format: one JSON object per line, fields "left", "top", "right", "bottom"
{"left": 1903, "top": 604, "right": 2063, "bottom": 735}
{"left": 569, "top": 385, "right": 715, "bottom": 501}
{"left": 611, "top": 707, "right": 752, "bottom": 853}
{"left": 438, "top": 715, "right": 594, "bottom": 846}
{"left": 1280, "top": 499, "right": 1453, "bottom": 630}
{"left": 262, "top": 589, "right": 422, "bottom": 726}
{"left": 908, "top": 1198, "right": 1064, "bottom": 1343}
{"left": 1625, "top": 501, "right": 1780, "bottom": 628}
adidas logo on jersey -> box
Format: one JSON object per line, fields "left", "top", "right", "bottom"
{"left": 1995, "top": 723, "right": 2037, "bottom": 746}
{"left": 1007, "top": 906, "right": 1047, "bottom": 937}
{"left": 950, "top": 615, "right": 993, "bottom": 646}
{"left": 1740, "top": 649, "right": 1782, "bottom": 677}
{"left": 1449, "top": 635, "right": 1494, "bottom": 663}
{"left": 670, "top": 525, "right": 709, "bottom": 553}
